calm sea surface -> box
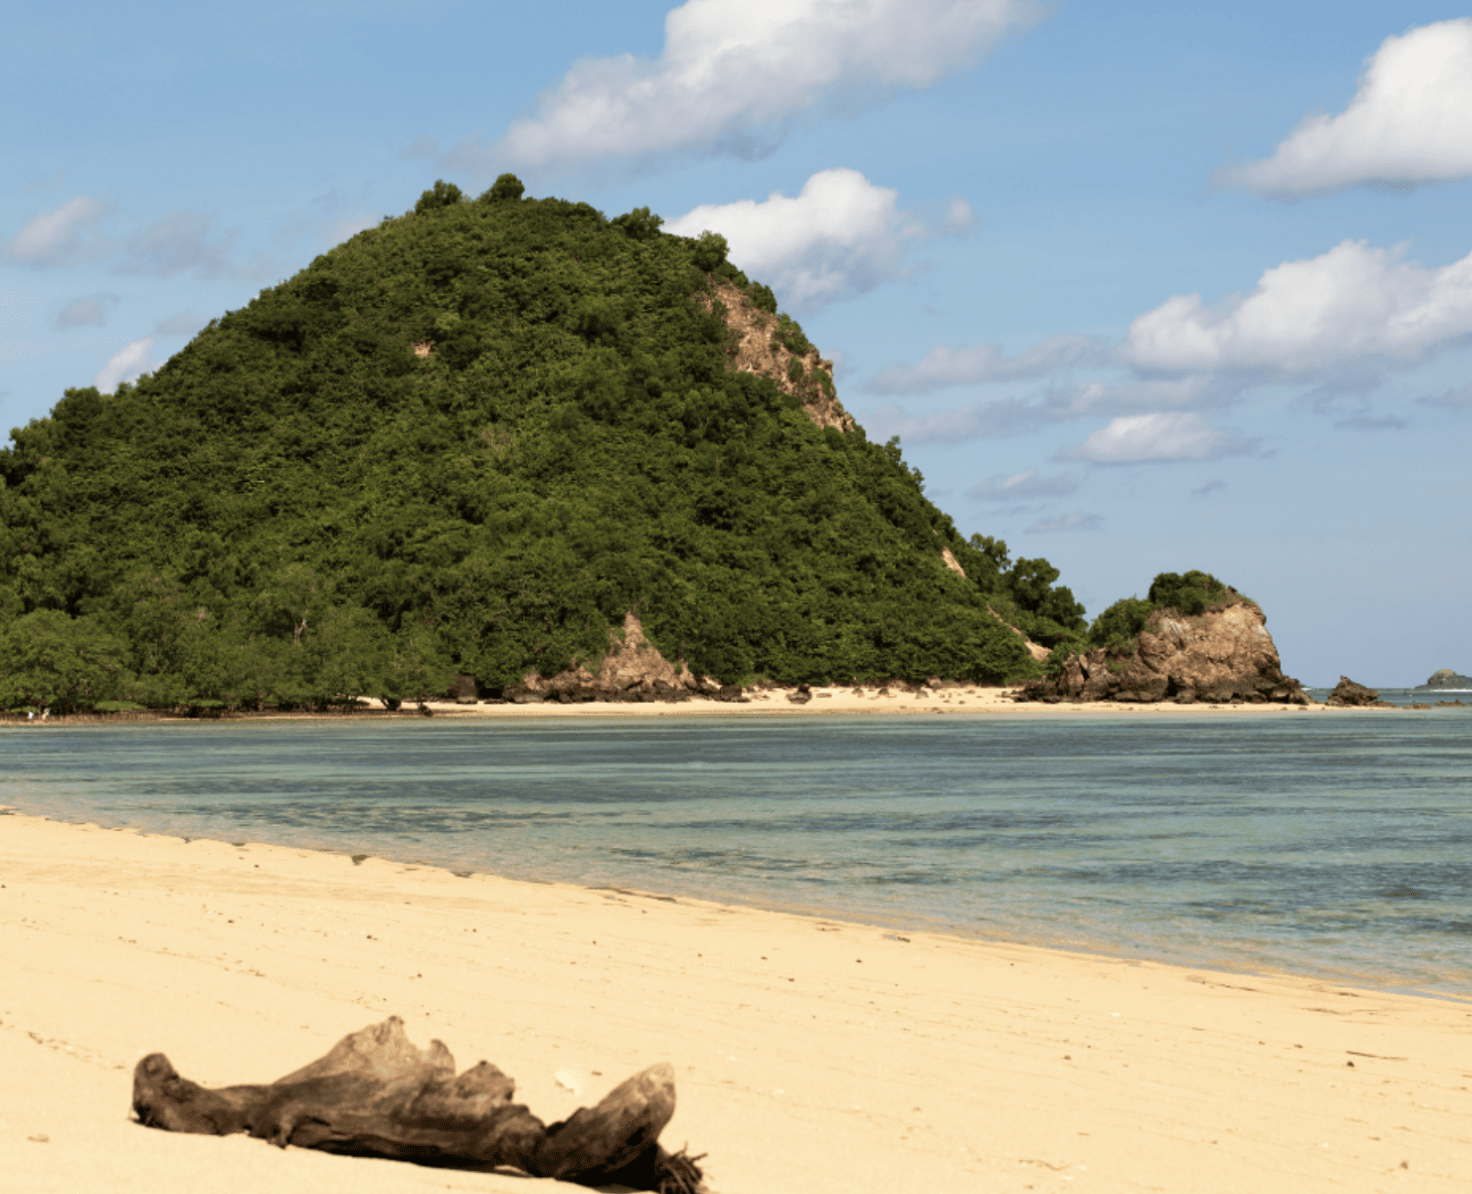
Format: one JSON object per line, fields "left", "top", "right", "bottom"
{"left": 2, "top": 711, "right": 1469, "bottom": 999}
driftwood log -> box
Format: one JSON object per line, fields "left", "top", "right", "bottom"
{"left": 133, "top": 1017, "right": 705, "bottom": 1192}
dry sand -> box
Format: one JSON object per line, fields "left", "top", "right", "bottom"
{"left": 3, "top": 811, "right": 1469, "bottom": 1193}
{"left": 415, "top": 684, "right": 1366, "bottom": 719}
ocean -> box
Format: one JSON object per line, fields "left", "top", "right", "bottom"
{"left": 3, "top": 710, "right": 1469, "bottom": 1000}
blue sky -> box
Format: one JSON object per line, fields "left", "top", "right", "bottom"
{"left": 4, "top": 0, "right": 1469, "bottom": 685}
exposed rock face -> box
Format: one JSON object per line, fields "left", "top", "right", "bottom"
{"left": 1326, "top": 676, "right": 1385, "bottom": 707}
{"left": 696, "top": 280, "right": 855, "bottom": 433}
{"left": 1016, "top": 602, "right": 1309, "bottom": 704}
{"left": 1419, "top": 668, "right": 1472, "bottom": 690}
{"left": 502, "top": 612, "right": 746, "bottom": 705}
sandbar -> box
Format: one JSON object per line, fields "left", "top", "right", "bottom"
{"left": 2, "top": 813, "right": 1469, "bottom": 1192}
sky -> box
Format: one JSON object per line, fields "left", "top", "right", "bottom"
{"left": 3, "top": 0, "right": 1469, "bottom": 686}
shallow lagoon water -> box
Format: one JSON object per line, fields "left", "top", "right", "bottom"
{"left": 3, "top": 712, "right": 1469, "bottom": 999}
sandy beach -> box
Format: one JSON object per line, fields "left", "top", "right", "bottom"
{"left": 412, "top": 684, "right": 1380, "bottom": 719}
{"left": 3, "top": 811, "right": 1469, "bottom": 1193}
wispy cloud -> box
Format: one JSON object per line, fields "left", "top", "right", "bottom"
{"left": 870, "top": 334, "right": 1105, "bottom": 393}
{"left": 1417, "top": 382, "right": 1472, "bottom": 409}
{"left": 153, "top": 310, "right": 205, "bottom": 338}
{"left": 1026, "top": 512, "right": 1102, "bottom": 533}
{"left": 1218, "top": 20, "right": 1472, "bottom": 196}
{"left": 117, "top": 210, "right": 239, "bottom": 279}
{"left": 664, "top": 168, "right": 968, "bottom": 310}
{"left": 53, "top": 292, "right": 121, "bottom": 329}
{"left": 1064, "top": 412, "right": 1259, "bottom": 464}
{"left": 968, "top": 468, "right": 1080, "bottom": 501}
{"left": 1335, "top": 412, "right": 1409, "bottom": 431}
{"left": 1190, "top": 479, "right": 1227, "bottom": 499}
{"left": 5, "top": 196, "right": 112, "bottom": 267}
{"left": 462, "top": 0, "right": 1041, "bottom": 175}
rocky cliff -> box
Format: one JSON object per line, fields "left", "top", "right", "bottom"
{"left": 1017, "top": 601, "right": 1309, "bottom": 704}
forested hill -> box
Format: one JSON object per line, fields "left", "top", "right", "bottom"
{"left": 0, "top": 176, "right": 1085, "bottom": 711}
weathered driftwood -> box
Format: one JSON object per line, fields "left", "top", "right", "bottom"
{"left": 132, "top": 1017, "right": 705, "bottom": 1192}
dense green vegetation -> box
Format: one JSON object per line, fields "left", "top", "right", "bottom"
{"left": 0, "top": 177, "right": 1085, "bottom": 712}
{"left": 1044, "top": 570, "right": 1248, "bottom": 675}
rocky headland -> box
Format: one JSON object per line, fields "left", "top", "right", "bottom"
{"left": 1015, "top": 600, "right": 1309, "bottom": 705}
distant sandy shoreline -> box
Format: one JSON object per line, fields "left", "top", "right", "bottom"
{"left": 3, "top": 812, "right": 1470, "bottom": 1193}
{"left": 5, "top": 682, "right": 1451, "bottom": 727}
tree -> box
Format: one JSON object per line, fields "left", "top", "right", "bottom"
{"left": 485, "top": 173, "right": 525, "bottom": 202}
{"left": 414, "top": 180, "right": 464, "bottom": 214}
{"left": 0, "top": 610, "right": 131, "bottom": 712}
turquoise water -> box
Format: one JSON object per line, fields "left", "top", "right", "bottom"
{"left": 2, "top": 713, "right": 1469, "bottom": 999}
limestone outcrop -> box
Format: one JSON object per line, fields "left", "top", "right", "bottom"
{"left": 1016, "top": 601, "right": 1309, "bottom": 705}
{"left": 502, "top": 612, "right": 745, "bottom": 705}
{"left": 696, "top": 280, "right": 855, "bottom": 433}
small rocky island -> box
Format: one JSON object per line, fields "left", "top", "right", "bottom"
{"left": 1417, "top": 668, "right": 1472, "bottom": 690}
{"left": 1015, "top": 571, "right": 1309, "bottom": 705}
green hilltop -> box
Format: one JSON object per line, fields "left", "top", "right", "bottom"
{"left": 0, "top": 176, "right": 1086, "bottom": 712}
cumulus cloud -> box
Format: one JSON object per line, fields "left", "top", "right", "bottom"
{"left": 54, "top": 292, "right": 121, "bottom": 329}
{"left": 1221, "top": 20, "right": 1472, "bottom": 196}
{"left": 968, "top": 468, "right": 1079, "bottom": 501}
{"left": 1122, "top": 239, "right": 1472, "bottom": 378}
{"left": 1065, "top": 413, "right": 1259, "bottom": 464}
{"left": 870, "top": 334, "right": 1105, "bottom": 393}
{"left": 1025, "top": 512, "right": 1102, "bottom": 533}
{"left": 490, "top": 0, "right": 1041, "bottom": 173}
{"left": 665, "top": 168, "right": 966, "bottom": 309}
{"left": 94, "top": 337, "right": 157, "bottom": 393}
{"left": 118, "top": 210, "right": 239, "bottom": 278}
{"left": 5, "top": 196, "right": 111, "bottom": 266}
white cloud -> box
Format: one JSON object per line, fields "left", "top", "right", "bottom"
{"left": 1122, "top": 239, "right": 1472, "bottom": 378}
{"left": 1221, "top": 20, "right": 1472, "bottom": 196}
{"left": 1066, "top": 413, "right": 1258, "bottom": 464}
{"left": 491, "top": 0, "right": 1041, "bottom": 173}
{"left": 118, "top": 210, "right": 238, "bottom": 278}
{"left": 5, "top": 196, "right": 111, "bottom": 266}
{"left": 665, "top": 168, "right": 964, "bottom": 309}
{"left": 54, "top": 292, "right": 121, "bottom": 329}
{"left": 968, "top": 468, "right": 1079, "bottom": 501}
{"left": 1025, "top": 512, "right": 1102, "bottom": 533}
{"left": 870, "top": 334, "right": 1104, "bottom": 392}
{"left": 94, "top": 337, "right": 157, "bottom": 394}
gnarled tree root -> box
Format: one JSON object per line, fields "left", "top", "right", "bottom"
{"left": 132, "top": 1016, "right": 706, "bottom": 1192}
